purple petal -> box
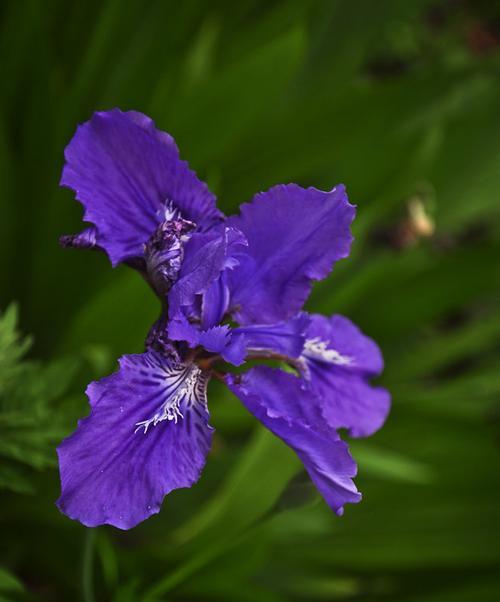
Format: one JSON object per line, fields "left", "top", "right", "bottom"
{"left": 166, "top": 313, "right": 201, "bottom": 348}
{"left": 169, "top": 313, "right": 308, "bottom": 369}
{"left": 310, "top": 369, "right": 390, "bottom": 439}
{"left": 169, "top": 227, "right": 246, "bottom": 310}
{"left": 201, "top": 271, "right": 231, "bottom": 330}
{"left": 232, "top": 313, "right": 309, "bottom": 359}
{"left": 194, "top": 314, "right": 310, "bottom": 369}
{"left": 198, "top": 325, "right": 230, "bottom": 352}
{"left": 302, "top": 314, "right": 390, "bottom": 438}
{"left": 168, "top": 227, "right": 247, "bottom": 340}
{"left": 199, "top": 227, "right": 249, "bottom": 329}
{"left": 57, "top": 351, "right": 213, "bottom": 529}
{"left": 197, "top": 326, "right": 247, "bottom": 366}
{"left": 226, "top": 367, "right": 361, "bottom": 515}
{"left": 227, "top": 184, "right": 355, "bottom": 325}
{"left": 60, "top": 109, "right": 222, "bottom": 266}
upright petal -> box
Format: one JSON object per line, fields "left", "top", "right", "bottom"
{"left": 168, "top": 226, "right": 247, "bottom": 337}
{"left": 57, "top": 351, "right": 213, "bottom": 529}
{"left": 61, "top": 109, "right": 222, "bottom": 266}
{"left": 169, "top": 227, "right": 246, "bottom": 310}
{"left": 226, "top": 367, "right": 361, "bottom": 515}
{"left": 302, "top": 314, "right": 390, "bottom": 438}
{"left": 201, "top": 272, "right": 232, "bottom": 330}
{"left": 227, "top": 184, "right": 355, "bottom": 325}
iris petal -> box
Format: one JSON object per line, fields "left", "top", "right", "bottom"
{"left": 227, "top": 184, "right": 355, "bottom": 325}
{"left": 57, "top": 351, "right": 213, "bottom": 529}
{"left": 60, "top": 109, "right": 222, "bottom": 266}
{"left": 302, "top": 314, "right": 390, "bottom": 437}
{"left": 227, "top": 367, "right": 361, "bottom": 515}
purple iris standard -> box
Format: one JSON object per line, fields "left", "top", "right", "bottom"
{"left": 57, "top": 109, "right": 390, "bottom": 529}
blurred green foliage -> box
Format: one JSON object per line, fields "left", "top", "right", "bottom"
{"left": 0, "top": 305, "right": 79, "bottom": 495}
{"left": 1, "top": 0, "right": 500, "bottom": 600}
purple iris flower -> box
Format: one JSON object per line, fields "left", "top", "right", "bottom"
{"left": 57, "top": 109, "right": 390, "bottom": 529}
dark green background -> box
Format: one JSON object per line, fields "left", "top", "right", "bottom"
{"left": 1, "top": 1, "right": 499, "bottom": 600}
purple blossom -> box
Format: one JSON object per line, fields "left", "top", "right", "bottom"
{"left": 57, "top": 109, "right": 390, "bottom": 529}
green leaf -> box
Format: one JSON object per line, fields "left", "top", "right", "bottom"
{"left": 0, "top": 566, "right": 23, "bottom": 592}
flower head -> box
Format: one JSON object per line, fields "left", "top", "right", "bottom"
{"left": 57, "top": 109, "right": 390, "bottom": 529}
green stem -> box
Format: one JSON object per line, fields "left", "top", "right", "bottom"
{"left": 82, "top": 529, "right": 96, "bottom": 602}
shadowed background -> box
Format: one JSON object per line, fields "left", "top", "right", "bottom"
{"left": 1, "top": 0, "right": 500, "bottom": 600}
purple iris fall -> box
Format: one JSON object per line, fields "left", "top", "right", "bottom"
{"left": 56, "top": 109, "right": 390, "bottom": 530}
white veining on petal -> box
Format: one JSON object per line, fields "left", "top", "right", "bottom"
{"left": 135, "top": 363, "right": 208, "bottom": 434}
{"left": 303, "top": 337, "right": 353, "bottom": 366}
